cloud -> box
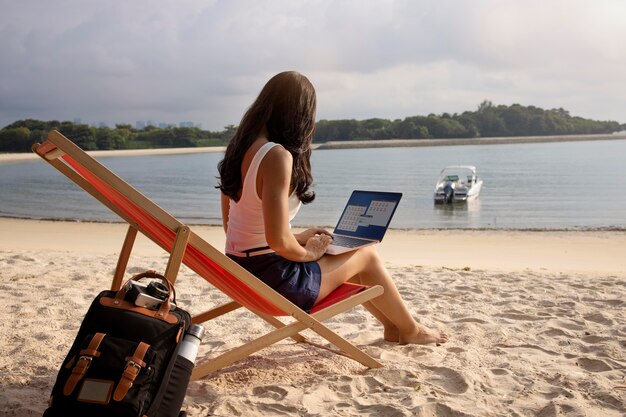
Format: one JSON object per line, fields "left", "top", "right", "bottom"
{"left": 1, "top": 0, "right": 625, "bottom": 130}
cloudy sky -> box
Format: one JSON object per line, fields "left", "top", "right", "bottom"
{"left": 1, "top": 0, "right": 625, "bottom": 130}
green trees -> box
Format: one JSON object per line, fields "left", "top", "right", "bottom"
{"left": 313, "top": 102, "right": 623, "bottom": 142}
{"left": 0, "top": 122, "right": 230, "bottom": 152}
{"left": 58, "top": 123, "right": 97, "bottom": 150}
{"left": 1, "top": 103, "right": 623, "bottom": 152}
{"left": 0, "top": 127, "right": 31, "bottom": 151}
{"left": 468, "top": 101, "right": 622, "bottom": 137}
{"left": 95, "top": 128, "right": 125, "bottom": 150}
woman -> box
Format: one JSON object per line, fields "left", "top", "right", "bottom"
{"left": 217, "top": 71, "right": 448, "bottom": 345}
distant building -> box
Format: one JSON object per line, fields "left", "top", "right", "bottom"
{"left": 98, "top": 122, "right": 107, "bottom": 128}
{"left": 73, "top": 118, "right": 82, "bottom": 125}
{"left": 135, "top": 120, "right": 201, "bottom": 129}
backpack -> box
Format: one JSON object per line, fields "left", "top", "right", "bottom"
{"left": 43, "top": 271, "right": 194, "bottom": 417}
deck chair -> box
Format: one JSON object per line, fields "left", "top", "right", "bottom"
{"left": 32, "top": 130, "right": 384, "bottom": 380}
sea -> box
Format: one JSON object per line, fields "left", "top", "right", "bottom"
{"left": 1, "top": 139, "right": 625, "bottom": 230}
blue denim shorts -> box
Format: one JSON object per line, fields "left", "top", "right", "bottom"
{"left": 227, "top": 252, "right": 322, "bottom": 313}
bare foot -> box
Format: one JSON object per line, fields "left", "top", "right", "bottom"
{"left": 399, "top": 324, "right": 449, "bottom": 345}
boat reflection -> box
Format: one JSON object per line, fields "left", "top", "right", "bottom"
{"left": 433, "top": 199, "right": 482, "bottom": 225}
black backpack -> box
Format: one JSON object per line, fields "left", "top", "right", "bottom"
{"left": 43, "top": 271, "right": 194, "bottom": 417}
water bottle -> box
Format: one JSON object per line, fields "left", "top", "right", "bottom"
{"left": 178, "top": 324, "right": 204, "bottom": 363}
{"left": 156, "top": 324, "right": 205, "bottom": 417}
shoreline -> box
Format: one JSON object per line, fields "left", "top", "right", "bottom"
{"left": 316, "top": 133, "right": 626, "bottom": 150}
{"left": 2, "top": 214, "right": 625, "bottom": 233}
{"left": 2, "top": 133, "right": 626, "bottom": 164}
{"left": 2, "top": 217, "right": 625, "bottom": 275}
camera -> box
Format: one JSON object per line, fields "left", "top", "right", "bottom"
{"left": 125, "top": 280, "right": 176, "bottom": 311}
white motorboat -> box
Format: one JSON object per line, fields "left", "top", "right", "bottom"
{"left": 434, "top": 165, "right": 483, "bottom": 204}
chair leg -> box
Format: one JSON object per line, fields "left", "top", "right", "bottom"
{"left": 111, "top": 225, "right": 138, "bottom": 290}
{"left": 192, "top": 318, "right": 311, "bottom": 378}
{"left": 164, "top": 225, "right": 190, "bottom": 285}
{"left": 257, "top": 314, "right": 307, "bottom": 343}
{"left": 191, "top": 314, "right": 380, "bottom": 380}
{"left": 191, "top": 288, "right": 384, "bottom": 380}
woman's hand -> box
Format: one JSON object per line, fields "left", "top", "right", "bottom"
{"left": 303, "top": 233, "right": 333, "bottom": 261}
{"left": 295, "top": 228, "right": 333, "bottom": 246}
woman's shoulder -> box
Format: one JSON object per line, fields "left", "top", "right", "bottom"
{"left": 264, "top": 143, "right": 292, "bottom": 164}
{"left": 259, "top": 144, "right": 292, "bottom": 183}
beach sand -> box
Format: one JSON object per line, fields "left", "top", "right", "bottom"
{"left": 1, "top": 218, "right": 625, "bottom": 416}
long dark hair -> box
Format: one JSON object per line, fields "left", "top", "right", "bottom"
{"left": 217, "top": 71, "right": 316, "bottom": 204}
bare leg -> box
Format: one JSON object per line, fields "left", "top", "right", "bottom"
{"left": 346, "top": 274, "right": 397, "bottom": 338}
{"left": 361, "top": 300, "right": 400, "bottom": 342}
{"left": 316, "top": 246, "right": 448, "bottom": 345}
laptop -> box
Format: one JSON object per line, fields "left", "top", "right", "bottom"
{"left": 325, "top": 190, "right": 402, "bottom": 255}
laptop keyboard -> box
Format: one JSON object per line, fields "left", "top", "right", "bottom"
{"left": 332, "top": 235, "right": 369, "bottom": 248}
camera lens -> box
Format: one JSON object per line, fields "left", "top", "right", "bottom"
{"left": 147, "top": 281, "right": 169, "bottom": 300}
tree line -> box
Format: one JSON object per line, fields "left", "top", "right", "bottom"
{"left": 314, "top": 101, "right": 624, "bottom": 141}
{"left": 0, "top": 120, "right": 235, "bottom": 153}
{"left": 1, "top": 101, "right": 624, "bottom": 152}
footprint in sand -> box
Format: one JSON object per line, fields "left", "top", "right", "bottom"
{"left": 426, "top": 366, "right": 469, "bottom": 394}
{"left": 453, "top": 317, "right": 488, "bottom": 324}
{"left": 598, "top": 299, "right": 623, "bottom": 307}
{"left": 453, "top": 285, "right": 483, "bottom": 294}
{"left": 551, "top": 319, "right": 585, "bottom": 331}
{"left": 583, "top": 312, "right": 614, "bottom": 325}
{"left": 575, "top": 357, "right": 612, "bottom": 372}
{"left": 353, "top": 403, "right": 409, "bottom": 416}
{"left": 581, "top": 334, "right": 612, "bottom": 344}
{"left": 252, "top": 385, "right": 288, "bottom": 401}
{"left": 539, "top": 386, "right": 575, "bottom": 400}
{"left": 483, "top": 368, "right": 528, "bottom": 397}
{"left": 540, "top": 327, "right": 574, "bottom": 338}
{"left": 9, "top": 254, "right": 37, "bottom": 263}
{"left": 489, "top": 368, "right": 509, "bottom": 376}
{"left": 536, "top": 401, "right": 587, "bottom": 417}
{"left": 412, "top": 402, "right": 474, "bottom": 417}
{"left": 446, "top": 347, "right": 465, "bottom": 354}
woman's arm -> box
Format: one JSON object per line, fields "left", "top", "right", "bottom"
{"left": 260, "top": 147, "right": 330, "bottom": 262}
{"left": 220, "top": 192, "right": 230, "bottom": 234}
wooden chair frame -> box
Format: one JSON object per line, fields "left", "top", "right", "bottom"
{"left": 33, "top": 130, "right": 384, "bottom": 380}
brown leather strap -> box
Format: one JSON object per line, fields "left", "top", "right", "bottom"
{"left": 113, "top": 342, "right": 150, "bottom": 401}
{"left": 115, "top": 270, "right": 176, "bottom": 317}
{"left": 63, "top": 333, "right": 106, "bottom": 395}
{"left": 99, "top": 297, "right": 179, "bottom": 324}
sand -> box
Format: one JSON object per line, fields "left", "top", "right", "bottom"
{"left": 1, "top": 218, "right": 625, "bottom": 416}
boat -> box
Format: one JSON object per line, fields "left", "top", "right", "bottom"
{"left": 433, "top": 165, "right": 483, "bottom": 204}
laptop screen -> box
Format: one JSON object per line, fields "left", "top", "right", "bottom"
{"left": 333, "top": 190, "right": 402, "bottom": 241}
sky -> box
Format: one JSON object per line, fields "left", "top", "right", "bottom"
{"left": 1, "top": 0, "right": 625, "bottom": 131}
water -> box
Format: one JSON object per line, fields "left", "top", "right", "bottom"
{"left": 1, "top": 140, "right": 625, "bottom": 229}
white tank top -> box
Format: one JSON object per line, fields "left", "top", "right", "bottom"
{"left": 225, "top": 142, "right": 302, "bottom": 256}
